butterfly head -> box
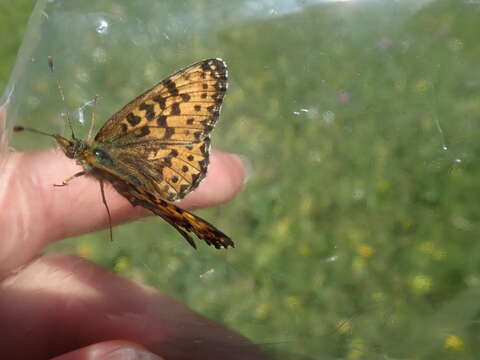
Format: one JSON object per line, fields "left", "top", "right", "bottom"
{"left": 54, "top": 135, "right": 87, "bottom": 160}
{"left": 54, "top": 135, "right": 114, "bottom": 173}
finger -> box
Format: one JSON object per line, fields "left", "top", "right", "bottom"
{"left": 0, "top": 149, "right": 245, "bottom": 277}
{"left": 51, "top": 340, "right": 164, "bottom": 360}
{"left": 179, "top": 150, "right": 246, "bottom": 210}
{"left": 1, "top": 254, "right": 268, "bottom": 360}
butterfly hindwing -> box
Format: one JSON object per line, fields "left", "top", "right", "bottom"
{"left": 108, "top": 174, "right": 234, "bottom": 249}
{"left": 105, "top": 138, "right": 211, "bottom": 201}
{"left": 142, "top": 196, "right": 233, "bottom": 250}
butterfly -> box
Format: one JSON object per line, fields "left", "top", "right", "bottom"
{"left": 14, "top": 57, "right": 234, "bottom": 249}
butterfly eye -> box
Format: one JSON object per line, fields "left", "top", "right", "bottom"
{"left": 93, "top": 148, "right": 112, "bottom": 164}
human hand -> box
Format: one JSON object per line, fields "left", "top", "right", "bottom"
{"left": 0, "top": 147, "right": 267, "bottom": 360}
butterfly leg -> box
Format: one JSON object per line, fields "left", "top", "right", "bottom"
{"left": 99, "top": 180, "right": 114, "bottom": 242}
{"left": 53, "top": 170, "right": 86, "bottom": 187}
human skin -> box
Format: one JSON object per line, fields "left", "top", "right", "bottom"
{"left": 0, "top": 148, "right": 268, "bottom": 360}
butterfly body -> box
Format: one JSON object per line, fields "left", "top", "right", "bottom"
{"left": 16, "top": 58, "right": 233, "bottom": 249}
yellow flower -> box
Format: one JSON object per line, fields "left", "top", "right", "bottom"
{"left": 411, "top": 274, "right": 432, "bottom": 295}
{"left": 76, "top": 243, "right": 93, "bottom": 259}
{"left": 284, "top": 296, "right": 301, "bottom": 311}
{"left": 347, "top": 338, "right": 366, "bottom": 360}
{"left": 418, "top": 241, "right": 434, "bottom": 255}
{"left": 298, "top": 244, "right": 312, "bottom": 257}
{"left": 357, "top": 244, "right": 373, "bottom": 259}
{"left": 255, "top": 303, "right": 270, "bottom": 319}
{"left": 274, "top": 217, "right": 291, "bottom": 238}
{"left": 114, "top": 256, "right": 130, "bottom": 273}
{"left": 444, "top": 334, "right": 464, "bottom": 352}
{"left": 414, "top": 79, "right": 429, "bottom": 93}
{"left": 337, "top": 319, "right": 352, "bottom": 334}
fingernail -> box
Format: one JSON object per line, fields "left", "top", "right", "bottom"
{"left": 101, "top": 347, "right": 164, "bottom": 360}
{"left": 237, "top": 154, "right": 252, "bottom": 184}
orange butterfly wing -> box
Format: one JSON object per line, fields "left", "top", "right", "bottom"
{"left": 95, "top": 58, "right": 227, "bottom": 201}
{"left": 109, "top": 177, "right": 233, "bottom": 249}
{"left": 92, "top": 59, "right": 232, "bottom": 248}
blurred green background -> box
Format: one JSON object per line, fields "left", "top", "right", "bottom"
{"left": 3, "top": 0, "right": 480, "bottom": 359}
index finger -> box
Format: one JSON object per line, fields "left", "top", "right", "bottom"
{"left": 0, "top": 148, "right": 245, "bottom": 277}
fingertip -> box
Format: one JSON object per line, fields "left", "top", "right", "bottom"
{"left": 179, "top": 150, "right": 247, "bottom": 209}
{"left": 236, "top": 154, "right": 252, "bottom": 185}
{"left": 51, "top": 340, "right": 164, "bottom": 360}
{"left": 214, "top": 150, "right": 249, "bottom": 189}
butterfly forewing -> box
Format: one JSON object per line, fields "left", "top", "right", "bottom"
{"left": 95, "top": 58, "right": 228, "bottom": 145}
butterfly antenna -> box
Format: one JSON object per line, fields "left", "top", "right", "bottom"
{"left": 13, "top": 125, "right": 54, "bottom": 138}
{"left": 48, "top": 56, "right": 76, "bottom": 139}
{"left": 87, "top": 95, "right": 98, "bottom": 142}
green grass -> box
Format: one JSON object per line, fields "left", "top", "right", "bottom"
{"left": 0, "top": 1, "right": 36, "bottom": 90}
{"left": 4, "top": 0, "right": 480, "bottom": 359}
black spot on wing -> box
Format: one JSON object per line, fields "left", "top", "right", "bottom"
{"left": 201, "top": 61, "right": 211, "bottom": 71}
{"left": 135, "top": 126, "right": 150, "bottom": 137}
{"left": 191, "top": 173, "right": 200, "bottom": 188}
{"left": 163, "top": 79, "right": 179, "bottom": 96}
{"left": 162, "top": 156, "right": 172, "bottom": 167}
{"left": 171, "top": 102, "right": 181, "bottom": 115}
{"left": 157, "top": 115, "right": 167, "bottom": 127}
{"left": 153, "top": 95, "right": 166, "bottom": 110}
{"left": 164, "top": 127, "right": 175, "bottom": 139}
{"left": 179, "top": 184, "right": 189, "bottom": 194}
{"left": 139, "top": 102, "right": 155, "bottom": 121}
{"left": 127, "top": 113, "right": 141, "bottom": 126}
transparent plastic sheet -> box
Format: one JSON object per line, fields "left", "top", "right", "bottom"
{"left": 2, "top": 0, "right": 480, "bottom": 359}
